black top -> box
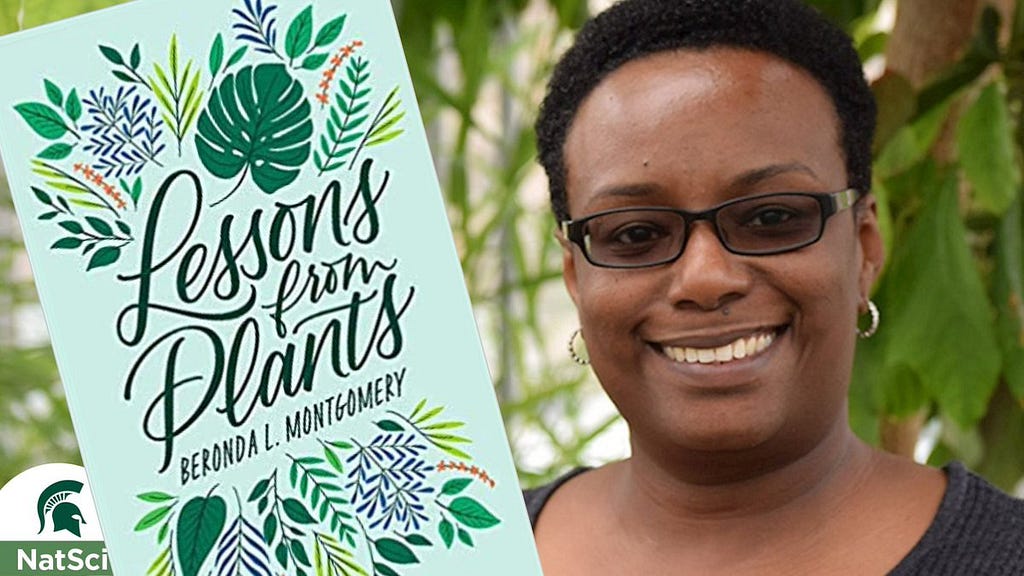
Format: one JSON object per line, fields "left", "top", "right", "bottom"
{"left": 524, "top": 462, "right": 1024, "bottom": 575}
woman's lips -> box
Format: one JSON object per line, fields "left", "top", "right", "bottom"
{"left": 657, "top": 326, "right": 786, "bottom": 365}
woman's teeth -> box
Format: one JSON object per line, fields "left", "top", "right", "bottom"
{"left": 663, "top": 331, "right": 776, "bottom": 365}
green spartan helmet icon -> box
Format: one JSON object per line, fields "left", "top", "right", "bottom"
{"left": 36, "top": 480, "right": 86, "bottom": 538}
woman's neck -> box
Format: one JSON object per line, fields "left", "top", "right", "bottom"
{"left": 615, "top": 419, "right": 877, "bottom": 533}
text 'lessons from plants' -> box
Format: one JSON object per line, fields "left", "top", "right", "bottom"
{"left": 0, "top": 1, "right": 543, "bottom": 575}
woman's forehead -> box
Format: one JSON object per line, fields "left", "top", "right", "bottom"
{"left": 562, "top": 48, "right": 846, "bottom": 211}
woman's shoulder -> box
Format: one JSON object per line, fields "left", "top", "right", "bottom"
{"left": 523, "top": 467, "right": 592, "bottom": 528}
{"left": 891, "top": 461, "right": 1024, "bottom": 575}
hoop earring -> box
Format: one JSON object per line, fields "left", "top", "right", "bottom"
{"left": 569, "top": 328, "right": 590, "bottom": 365}
{"left": 858, "top": 300, "right": 880, "bottom": 339}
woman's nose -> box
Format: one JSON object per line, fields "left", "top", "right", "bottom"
{"left": 665, "top": 221, "right": 752, "bottom": 311}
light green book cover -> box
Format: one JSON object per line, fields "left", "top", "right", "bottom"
{"left": 0, "top": 0, "right": 543, "bottom": 574}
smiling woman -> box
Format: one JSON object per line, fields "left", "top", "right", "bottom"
{"left": 525, "top": 1, "right": 1024, "bottom": 575}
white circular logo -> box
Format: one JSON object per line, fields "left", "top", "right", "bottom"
{"left": 0, "top": 463, "right": 104, "bottom": 541}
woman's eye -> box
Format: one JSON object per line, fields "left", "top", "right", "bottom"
{"left": 747, "top": 207, "right": 797, "bottom": 227}
{"left": 612, "top": 224, "right": 665, "bottom": 244}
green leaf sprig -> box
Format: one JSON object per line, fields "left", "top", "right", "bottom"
{"left": 149, "top": 34, "right": 204, "bottom": 156}
{"left": 347, "top": 85, "right": 405, "bottom": 170}
{"left": 14, "top": 79, "right": 83, "bottom": 160}
{"left": 284, "top": 5, "right": 346, "bottom": 70}
{"left": 315, "top": 55, "right": 370, "bottom": 175}
{"left": 248, "top": 470, "right": 316, "bottom": 576}
{"left": 387, "top": 399, "right": 473, "bottom": 460}
{"left": 99, "top": 43, "right": 149, "bottom": 87}
{"left": 313, "top": 532, "right": 367, "bottom": 576}
{"left": 207, "top": 32, "right": 248, "bottom": 90}
{"left": 287, "top": 453, "right": 359, "bottom": 545}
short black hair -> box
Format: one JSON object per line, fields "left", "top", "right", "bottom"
{"left": 536, "top": 0, "right": 876, "bottom": 221}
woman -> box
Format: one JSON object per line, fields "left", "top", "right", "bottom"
{"left": 526, "top": 0, "right": 1024, "bottom": 574}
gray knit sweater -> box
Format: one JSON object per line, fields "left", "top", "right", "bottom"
{"left": 524, "top": 462, "right": 1024, "bottom": 574}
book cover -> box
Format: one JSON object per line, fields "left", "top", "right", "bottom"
{"left": 0, "top": 0, "right": 543, "bottom": 574}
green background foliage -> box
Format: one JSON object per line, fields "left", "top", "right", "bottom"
{"left": 1, "top": 0, "right": 1024, "bottom": 496}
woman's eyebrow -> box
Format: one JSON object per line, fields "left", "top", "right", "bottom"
{"left": 729, "top": 162, "right": 822, "bottom": 189}
{"left": 584, "top": 182, "right": 663, "bottom": 208}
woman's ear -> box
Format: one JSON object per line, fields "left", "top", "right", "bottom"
{"left": 856, "top": 194, "right": 885, "bottom": 304}
{"left": 558, "top": 228, "right": 582, "bottom": 308}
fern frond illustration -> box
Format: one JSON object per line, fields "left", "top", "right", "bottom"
{"left": 288, "top": 453, "right": 359, "bottom": 545}
{"left": 315, "top": 55, "right": 370, "bottom": 175}
{"left": 345, "top": 431, "right": 434, "bottom": 532}
{"left": 232, "top": 0, "right": 281, "bottom": 58}
{"left": 215, "top": 489, "right": 273, "bottom": 576}
{"left": 81, "top": 85, "right": 166, "bottom": 177}
{"left": 313, "top": 532, "right": 367, "bottom": 576}
{"left": 348, "top": 85, "right": 405, "bottom": 170}
{"left": 150, "top": 34, "right": 204, "bottom": 156}
{"left": 248, "top": 470, "right": 315, "bottom": 573}
{"left": 387, "top": 400, "right": 474, "bottom": 460}
{"left": 31, "top": 160, "right": 125, "bottom": 215}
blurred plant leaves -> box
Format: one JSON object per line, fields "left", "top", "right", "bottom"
{"left": 957, "top": 81, "right": 1020, "bottom": 216}
{"left": 879, "top": 165, "right": 1000, "bottom": 426}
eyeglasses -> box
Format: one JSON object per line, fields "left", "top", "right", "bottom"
{"left": 560, "top": 189, "right": 858, "bottom": 269}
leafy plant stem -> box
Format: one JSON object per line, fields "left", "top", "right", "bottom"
{"left": 286, "top": 453, "right": 357, "bottom": 540}
{"left": 38, "top": 161, "right": 119, "bottom": 217}
{"left": 210, "top": 165, "right": 249, "bottom": 208}
{"left": 319, "top": 70, "right": 366, "bottom": 177}
{"left": 93, "top": 101, "right": 164, "bottom": 168}
{"left": 347, "top": 94, "right": 391, "bottom": 171}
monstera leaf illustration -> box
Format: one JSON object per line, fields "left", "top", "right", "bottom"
{"left": 195, "top": 63, "right": 312, "bottom": 204}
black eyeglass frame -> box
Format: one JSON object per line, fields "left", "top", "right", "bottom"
{"left": 559, "top": 188, "right": 860, "bottom": 269}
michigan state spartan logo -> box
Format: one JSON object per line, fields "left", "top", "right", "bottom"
{"left": 37, "top": 480, "right": 87, "bottom": 538}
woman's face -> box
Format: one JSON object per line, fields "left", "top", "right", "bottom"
{"left": 561, "top": 49, "right": 884, "bottom": 457}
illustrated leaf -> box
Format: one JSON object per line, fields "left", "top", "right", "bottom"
{"left": 15, "top": 103, "right": 68, "bottom": 140}
{"left": 134, "top": 505, "right": 172, "bottom": 531}
{"left": 447, "top": 497, "right": 500, "bottom": 529}
{"left": 148, "top": 546, "right": 171, "bottom": 576}
{"left": 374, "top": 563, "right": 400, "bottom": 576}
{"left": 59, "top": 220, "right": 83, "bottom": 235}
{"left": 176, "top": 494, "right": 227, "bottom": 576}
{"left": 283, "top": 498, "right": 316, "bottom": 524}
{"left": 263, "top": 512, "right": 278, "bottom": 545}
{"left": 439, "top": 519, "right": 454, "bottom": 548}
{"left": 301, "top": 53, "right": 330, "bottom": 70}
{"left": 314, "top": 15, "right": 347, "bottom": 47}
{"left": 112, "top": 70, "right": 137, "bottom": 84}
{"left": 323, "top": 445, "right": 344, "bottom": 474}
{"left": 44, "top": 79, "right": 63, "bottom": 107}
{"left": 457, "top": 528, "right": 474, "bottom": 547}
{"left": 32, "top": 187, "right": 52, "bottom": 205}
{"left": 99, "top": 45, "right": 125, "bottom": 65}
{"left": 402, "top": 534, "right": 431, "bottom": 547}
{"left": 87, "top": 246, "right": 122, "bottom": 271}
{"left": 275, "top": 542, "right": 288, "bottom": 569}
{"left": 292, "top": 539, "right": 311, "bottom": 567}
{"left": 210, "top": 34, "right": 225, "bottom": 76}
{"left": 196, "top": 63, "right": 312, "bottom": 196}
{"left": 227, "top": 46, "right": 248, "bottom": 68}
{"left": 37, "top": 143, "right": 73, "bottom": 160}
{"left": 374, "top": 538, "right": 418, "bottom": 565}
{"left": 249, "top": 479, "right": 271, "bottom": 503}
{"left": 85, "top": 216, "right": 114, "bottom": 236}
{"left": 440, "top": 478, "right": 473, "bottom": 496}
{"left": 138, "top": 491, "right": 176, "bottom": 503}
{"left": 285, "top": 6, "right": 314, "bottom": 59}
{"left": 375, "top": 419, "right": 403, "bottom": 432}
{"left": 65, "top": 89, "right": 82, "bottom": 122}
{"left": 50, "top": 235, "right": 82, "bottom": 249}
{"left": 131, "top": 44, "right": 142, "bottom": 69}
